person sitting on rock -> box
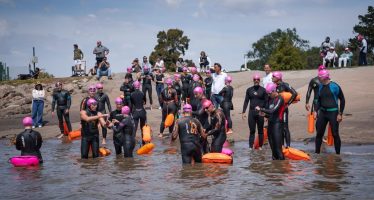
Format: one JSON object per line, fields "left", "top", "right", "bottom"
{"left": 97, "top": 57, "right": 112, "bottom": 80}
{"left": 323, "top": 47, "right": 338, "bottom": 68}
{"left": 338, "top": 48, "right": 353, "bottom": 68}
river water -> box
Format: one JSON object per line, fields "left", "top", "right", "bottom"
{"left": 1, "top": 138, "right": 374, "bottom": 199}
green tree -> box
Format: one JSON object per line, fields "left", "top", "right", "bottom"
{"left": 246, "top": 28, "right": 309, "bottom": 69}
{"left": 150, "top": 29, "right": 190, "bottom": 71}
{"left": 349, "top": 6, "right": 374, "bottom": 64}
{"left": 302, "top": 47, "right": 321, "bottom": 69}
{"left": 268, "top": 35, "right": 306, "bottom": 70}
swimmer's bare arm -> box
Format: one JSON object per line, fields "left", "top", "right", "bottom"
{"left": 171, "top": 120, "right": 179, "bottom": 141}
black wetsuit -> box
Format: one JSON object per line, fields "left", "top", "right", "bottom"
{"left": 204, "top": 76, "right": 213, "bottom": 100}
{"left": 109, "top": 109, "right": 124, "bottom": 154}
{"left": 80, "top": 96, "right": 99, "bottom": 111}
{"left": 155, "top": 73, "right": 165, "bottom": 107}
{"left": 242, "top": 85, "right": 268, "bottom": 148}
{"left": 120, "top": 82, "right": 134, "bottom": 108}
{"left": 52, "top": 89, "right": 72, "bottom": 134}
{"left": 191, "top": 97, "right": 209, "bottom": 153}
{"left": 172, "top": 116, "right": 204, "bottom": 164}
{"left": 112, "top": 116, "right": 136, "bottom": 157}
{"left": 188, "top": 81, "right": 202, "bottom": 103}
{"left": 315, "top": 81, "right": 345, "bottom": 154}
{"left": 173, "top": 81, "right": 182, "bottom": 111}
{"left": 206, "top": 109, "right": 227, "bottom": 153}
{"left": 142, "top": 71, "right": 154, "bottom": 105}
{"left": 81, "top": 109, "right": 100, "bottom": 159}
{"left": 276, "top": 81, "right": 297, "bottom": 147}
{"left": 16, "top": 129, "right": 43, "bottom": 163}
{"left": 306, "top": 76, "right": 320, "bottom": 111}
{"left": 219, "top": 85, "right": 234, "bottom": 129}
{"left": 125, "top": 73, "right": 133, "bottom": 83}
{"left": 181, "top": 74, "right": 191, "bottom": 102}
{"left": 160, "top": 87, "right": 178, "bottom": 134}
{"left": 131, "top": 89, "right": 147, "bottom": 143}
{"left": 95, "top": 92, "right": 112, "bottom": 139}
{"left": 261, "top": 95, "right": 286, "bottom": 160}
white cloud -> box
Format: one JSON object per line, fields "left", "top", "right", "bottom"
{"left": 88, "top": 14, "right": 96, "bottom": 18}
{"left": 165, "top": 0, "right": 183, "bottom": 8}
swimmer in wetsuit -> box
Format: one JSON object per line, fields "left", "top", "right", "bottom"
{"left": 191, "top": 86, "right": 209, "bottom": 153}
{"left": 171, "top": 104, "right": 207, "bottom": 164}
{"left": 173, "top": 73, "right": 183, "bottom": 114}
{"left": 181, "top": 67, "right": 191, "bottom": 103}
{"left": 80, "top": 98, "right": 108, "bottom": 159}
{"left": 110, "top": 106, "right": 136, "bottom": 157}
{"left": 141, "top": 66, "right": 154, "bottom": 109}
{"left": 305, "top": 65, "right": 325, "bottom": 112}
{"left": 158, "top": 78, "right": 179, "bottom": 138}
{"left": 272, "top": 71, "right": 297, "bottom": 147}
{"left": 51, "top": 82, "right": 72, "bottom": 138}
{"left": 108, "top": 97, "right": 124, "bottom": 155}
{"left": 314, "top": 69, "right": 345, "bottom": 155}
{"left": 219, "top": 76, "right": 234, "bottom": 134}
{"left": 202, "top": 100, "right": 226, "bottom": 153}
{"left": 95, "top": 83, "right": 112, "bottom": 145}
{"left": 120, "top": 75, "right": 135, "bottom": 108}
{"left": 204, "top": 70, "right": 213, "bottom": 100}
{"left": 242, "top": 74, "right": 268, "bottom": 150}
{"left": 256, "top": 83, "right": 285, "bottom": 160}
{"left": 16, "top": 117, "right": 43, "bottom": 163}
{"left": 130, "top": 81, "right": 147, "bottom": 144}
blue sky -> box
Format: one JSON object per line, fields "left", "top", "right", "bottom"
{"left": 0, "top": 0, "right": 371, "bottom": 78}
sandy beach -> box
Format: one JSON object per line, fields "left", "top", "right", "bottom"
{"left": 1, "top": 66, "right": 373, "bottom": 144}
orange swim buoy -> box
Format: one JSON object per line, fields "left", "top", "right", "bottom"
{"left": 68, "top": 129, "right": 81, "bottom": 141}
{"left": 142, "top": 125, "right": 152, "bottom": 143}
{"left": 254, "top": 127, "right": 268, "bottom": 149}
{"left": 307, "top": 112, "right": 315, "bottom": 134}
{"left": 164, "top": 114, "right": 175, "bottom": 128}
{"left": 99, "top": 147, "right": 111, "bottom": 157}
{"left": 202, "top": 153, "right": 233, "bottom": 164}
{"left": 63, "top": 121, "right": 70, "bottom": 135}
{"left": 282, "top": 147, "right": 311, "bottom": 161}
{"left": 137, "top": 143, "right": 155, "bottom": 155}
{"left": 327, "top": 124, "right": 334, "bottom": 146}
{"left": 280, "top": 92, "right": 301, "bottom": 104}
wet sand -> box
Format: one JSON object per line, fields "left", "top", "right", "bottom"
{"left": 1, "top": 66, "right": 374, "bottom": 144}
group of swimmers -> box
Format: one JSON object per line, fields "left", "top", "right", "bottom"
{"left": 15, "top": 63, "right": 345, "bottom": 164}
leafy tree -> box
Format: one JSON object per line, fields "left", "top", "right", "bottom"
{"left": 349, "top": 6, "right": 374, "bottom": 65}
{"left": 302, "top": 47, "right": 321, "bottom": 69}
{"left": 268, "top": 35, "right": 306, "bottom": 70}
{"left": 150, "top": 29, "right": 190, "bottom": 71}
{"left": 246, "top": 28, "right": 309, "bottom": 69}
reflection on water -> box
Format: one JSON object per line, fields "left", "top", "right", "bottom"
{"left": 1, "top": 138, "right": 374, "bottom": 199}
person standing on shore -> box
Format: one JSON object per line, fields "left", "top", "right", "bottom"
{"left": 108, "top": 97, "right": 124, "bottom": 155}
{"left": 262, "top": 64, "right": 273, "bottom": 88}
{"left": 203, "top": 100, "right": 226, "bottom": 153}
{"left": 314, "top": 70, "right": 345, "bottom": 155}
{"left": 305, "top": 65, "right": 325, "bottom": 113}
{"left": 204, "top": 70, "right": 213, "bottom": 100}
{"left": 358, "top": 34, "right": 368, "bottom": 66}
{"left": 219, "top": 76, "right": 234, "bottom": 134}
{"left": 242, "top": 74, "right": 267, "bottom": 150}
{"left": 16, "top": 117, "right": 43, "bottom": 163}
{"left": 32, "top": 82, "right": 45, "bottom": 128}
{"left": 93, "top": 41, "right": 109, "bottom": 67}
{"left": 52, "top": 82, "right": 72, "bottom": 138}
{"left": 141, "top": 66, "right": 154, "bottom": 109}
{"left": 158, "top": 78, "right": 178, "bottom": 138}
{"left": 211, "top": 63, "right": 227, "bottom": 109}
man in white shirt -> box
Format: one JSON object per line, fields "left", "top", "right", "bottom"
{"left": 358, "top": 34, "right": 368, "bottom": 66}
{"left": 323, "top": 47, "right": 338, "bottom": 68}
{"left": 262, "top": 64, "right": 273, "bottom": 88}
{"left": 211, "top": 63, "right": 227, "bottom": 108}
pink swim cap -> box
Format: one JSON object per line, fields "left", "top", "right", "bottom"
{"left": 88, "top": 85, "right": 97, "bottom": 92}
{"left": 202, "top": 99, "right": 212, "bottom": 109}
{"left": 127, "top": 67, "right": 132, "bottom": 73}
{"left": 87, "top": 98, "right": 97, "bottom": 107}
{"left": 265, "top": 83, "right": 277, "bottom": 94}
{"left": 318, "top": 65, "right": 326, "bottom": 71}
{"left": 22, "top": 117, "right": 33, "bottom": 127}
{"left": 174, "top": 73, "right": 181, "bottom": 79}
{"left": 253, "top": 74, "right": 261, "bottom": 80}
{"left": 318, "top": 69, "right": 330, "bottom": 80}
{"left": 182, "top": 67, "right": 188, "bottom": 72}
{"left": 183, "top": 104, "right": 192, "bottom": 112}
{"left": 165, "top": 78, "right": 173, "bottom": 86}
{"left": 193, "top": 86, "right": 203, "bottom": 94}
{"left": 191, "top": 67, "right": 197, "bottom": 73}
{"left": 115, "top": 97, "right": 123, "bottom": 105}
{"left": 272, "top": 71, "right": 282, "bottom": 80}
{"left": 143, "top": 66, "right": 149, "bottom": 71}
{"left": 225, "top": 76, "right": 232, "bottom": 83}
{"left": 193, "top": 74, "right": 200, "bottom": 82}
{"left": 133, "top": 81, "right": 141, "bottom": 89}
{"left": 121, "top": 106, "right": 131, "bottom": 115}
{"left": 205, "top": 70, "right": 211, "bottom": 74}
{"left": 96, "top": 83, "right": 103, "bottom": 89}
